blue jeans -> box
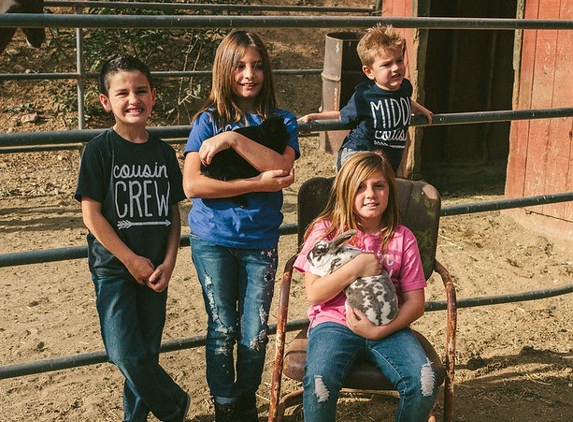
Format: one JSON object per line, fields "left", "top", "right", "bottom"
{"left": 303, "top": 322, "right": 438, "bottom": 422}
{"left": 336, "top": 146, "right": 402, "bottom": 173}
{"left": 190, "top": 235, "right": 277, "bottom": 402}
{"left": 92, "top": 275, "right": 188, "bottom": 422}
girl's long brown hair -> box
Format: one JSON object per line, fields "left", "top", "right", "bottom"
{"left": 304, "top": 151, "right": 401, "bottom": 253}
{"left": 193, "top": 30, "right": 277, "bottom": 128}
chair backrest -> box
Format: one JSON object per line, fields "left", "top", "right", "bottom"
{"left": 297, "top": 177, "right": 441, "bottom": 279}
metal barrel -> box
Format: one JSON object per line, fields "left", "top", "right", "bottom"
{"left": 320, "top": 32, "right": 367, "bottom": 152}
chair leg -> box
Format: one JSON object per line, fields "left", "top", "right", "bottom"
{"left": 277, "top": 389, "right": 304, "bottom": 422}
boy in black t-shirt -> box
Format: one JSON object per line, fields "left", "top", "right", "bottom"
{"left": 75, "top": 54, "right": 190, "bottom": 422}
{"left": 298, "top": 24, "right": 433, "bottom": 174}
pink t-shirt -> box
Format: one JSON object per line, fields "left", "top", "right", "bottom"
{"left": 294, "top": 220, "right": 427, "bottom": 329}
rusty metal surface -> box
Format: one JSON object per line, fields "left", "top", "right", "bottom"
{"left": 268, "top": 254, "right": 297, "bottom": 422}
{"left": 320, "top": 32, "right": 367, "bottom": 153}
{"left": 435, "top": 260, "right": 457, "bottom": 422}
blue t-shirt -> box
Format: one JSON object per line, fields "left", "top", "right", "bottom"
{"left": 340, "top": 79, "right": 413, "bottom": 151}
{"left": 184, "top": 109, "right": 300, "bottom": 249}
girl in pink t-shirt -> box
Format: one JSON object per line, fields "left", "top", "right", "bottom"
{"left": 294, "top": 151, "right": 438, "bottom": 422}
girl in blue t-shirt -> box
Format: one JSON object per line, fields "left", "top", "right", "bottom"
{"left": 182, "top": 30, "right": 299, "bottom": 421}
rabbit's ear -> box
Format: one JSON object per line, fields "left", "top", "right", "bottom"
{"left": 330, "top": 230, "right": 357, "bottom": 248}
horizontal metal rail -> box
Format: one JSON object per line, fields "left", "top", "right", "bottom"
{"left": 2, "top": 14, "right": 573, "bottom": 30}
{"left": 425, "top": 283, "right": 573, "bottom": 311}
{"left": 3, "top": 192, "right": 573, "bottom": 268}
{"left": 2, "top": 11, "right": 572, "bottom": 135}
{"left": 2, "top": 108, "right": 573, "bottom": 151}
{"left": 0, "top": 68, "right": 323, "bottom": 81}
{"left": 0, "top": 318, "right": 309, "bottom": 379}
{"left": 2, "top": 283, "right": 571, "bottom": 380}
{"left": 0, "top": 224, "right": 296, "bottom": 268}
{"left": 302, "top": 107, "right": 573, "bottom": 130}
{"left": 441, "top": 192, "right": 573, "bottom": 216}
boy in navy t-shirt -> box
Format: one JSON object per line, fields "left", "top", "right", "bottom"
{"left": 299, "top": 24, "right": 433, "bottom": 173}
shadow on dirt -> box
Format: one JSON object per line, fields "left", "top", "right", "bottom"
{"left": 423, "top": 161, "right": 507, "bottom": 200}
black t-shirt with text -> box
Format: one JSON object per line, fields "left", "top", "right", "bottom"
{"left": 75, "top": 129, "right": 185, "bottom": 279}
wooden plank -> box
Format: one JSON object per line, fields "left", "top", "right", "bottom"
{"left": 506, "top": 120, "right": 529, "bottom": 197}
{"left": 543, "top": 155, "right": 570, "bottom": 219}
{"left": 507, "top": 0, "right": 538, "bottom": 199}
{"left": 543, "top": 15, "right": 573, "bottom": 217}
{"left": 559, "top": 0, "right": 573, "bottom": 223}
{"left": 387, "top": 0, "right": 409, "bottom": 17}
{"left": 505, "top": 150, "right": 527, "bottom": 197}
{"left": 560, "top": 0, "right": 573, "bottom": 19}
{"left": 535, "top": 0, "right": 572, "bottom": 217}
{"left": 565, "top": 118, "right": 573, "bottom": 219}
{"left": 524, "top": 3, "right": 557, "bottom": 197}
{"left": 517, "top": 0, "right": 539, "bottom": 109}
{"left": 507, "top": 0, "right": 535, "bottom": 199}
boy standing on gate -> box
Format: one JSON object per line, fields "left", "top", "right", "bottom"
{"left": 75, "top": 54, "right": 190, "bottom": 422}
{"left": 298, "top": 24, "right": 433, "bottom": 174}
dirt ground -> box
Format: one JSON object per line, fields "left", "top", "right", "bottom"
{"left": 2, "top": 2, "right": 573, "bottom": 422}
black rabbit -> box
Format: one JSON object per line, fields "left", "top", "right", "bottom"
{"left": 201, "top": 115, "right": 290, "bottom": 207}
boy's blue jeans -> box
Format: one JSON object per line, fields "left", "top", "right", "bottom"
{"left": 92, "top": 275, "right": 188, "bottom": 422}
{"left": 190, "top": 235, "right": 277, "bottom": 402}
{"left": 336, "top": 146, "right": 403, "bottom": 174}
{"left": 303, "top": 322, "right": 438, "bottom": 422}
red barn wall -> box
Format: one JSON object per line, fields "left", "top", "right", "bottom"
{"left": 506, "top": 0, "right": 573, "bottom": 239}
{"left": 380, "top": 0, "right": 572, "bottom": 239}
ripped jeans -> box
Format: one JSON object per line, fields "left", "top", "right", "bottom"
{"left": 303, "top": 322, "right": 438, "bottom": 422}
{"left": 190, "top": 235, "right": 277, "bottom": 402}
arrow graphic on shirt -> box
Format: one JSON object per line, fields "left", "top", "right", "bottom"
{"left": 117, "top": 220, "right": 171, "bottom": 230}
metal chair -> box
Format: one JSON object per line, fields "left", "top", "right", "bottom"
{"left": 268, "top": 177, "right": 457, "bottom": 422}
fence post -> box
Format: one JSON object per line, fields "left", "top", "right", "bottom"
{"left": 76, "top": 5, "right": 86, "bottom": 130}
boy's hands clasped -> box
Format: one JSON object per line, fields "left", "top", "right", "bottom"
{"left": 147, "top": 263, "right": 173, "bottom": 292}
{"left": 125, "top": 254, "right": 171, "bottom": 292}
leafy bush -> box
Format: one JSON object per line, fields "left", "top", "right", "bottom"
{"left": 45, "top": 1, "right": 251, "bottom": 126}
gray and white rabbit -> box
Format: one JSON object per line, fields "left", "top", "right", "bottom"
{"left": 307, "top": 229, "right": 398, "bottom": 326}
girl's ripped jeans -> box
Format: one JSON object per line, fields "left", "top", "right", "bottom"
{"left": 190, "top": 234, "right": 277, "bottom": 402}
{"left": 303, "top": 322, "right": 439, "bottom": 422}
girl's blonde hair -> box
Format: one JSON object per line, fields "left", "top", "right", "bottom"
{"left": 305, "top": 151, "right": 401, "bottom": 252}
{"left": 357, "top": 24, "right": 406, "bottom": 67}
{"left": 194, "top": 30, "right": 277, "bottom": 128}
